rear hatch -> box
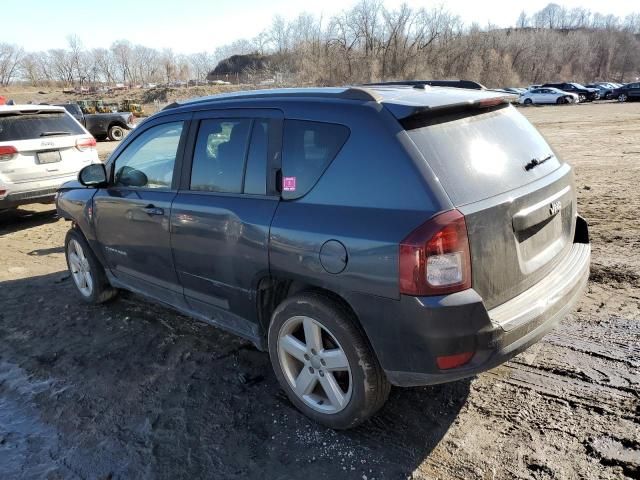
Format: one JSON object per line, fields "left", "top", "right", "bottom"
{"left": 0, "top": 108, "right": 95, "bottom": 184}
{"left": 402, "top": 101, "right": 575, "bottom": 309}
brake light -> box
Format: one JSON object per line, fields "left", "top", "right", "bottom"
{"left": 477, "top": 97, "right": 506, "bottom": 108}
{"left": 0, "top": 145, "right": 17, "bottom": 162}
{"left": 76, "top": 137, "right": 97, "bottom": 151}
{"left": 399, "top": 210, "right": 471, "bottom": 296}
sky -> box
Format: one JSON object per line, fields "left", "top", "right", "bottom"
{"left": 1, "top": 0, "right": 636, "bottom": 54}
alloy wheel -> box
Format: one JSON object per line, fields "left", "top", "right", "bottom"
{"left": 68, "top": 239, "right": 94, "bottom": 297}
{"left": 277, "top": 315, "right": 353, "bottom": 414}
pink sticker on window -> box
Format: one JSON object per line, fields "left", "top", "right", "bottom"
{"left": 283, "top": 176, "right": 296, "bottom": 192}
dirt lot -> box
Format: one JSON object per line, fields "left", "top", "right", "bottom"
{"left": 0, "top": 102, "right": 638, "bottom": 479}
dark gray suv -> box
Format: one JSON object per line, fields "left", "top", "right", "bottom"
{"left": 57, "top": 86, "right": 591, "bottom": 429}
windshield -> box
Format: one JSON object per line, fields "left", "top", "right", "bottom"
{"left": 0, "top": 111, "right": 85, "bottom": 141}
{"left": 571, "top": 83, "right": 586, "bottom": 89}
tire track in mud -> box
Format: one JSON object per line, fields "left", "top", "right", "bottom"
{"left": 487, "top": 316, "right": 639, "bottom": 419}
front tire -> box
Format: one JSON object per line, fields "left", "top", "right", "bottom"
{"left": 108, "top": 125, "right": 125, "bottom": 141}
{"left": 65, "top": 229, "right": 117, "bottom": 304}
{"left": 268, "top": 292, "right": 390, "bottom": 429}
{"left": 618, "top": 93, "right": 628, "bottom": 102}
{"left": 523, "top": 98, "right": 533, "bottom": 105}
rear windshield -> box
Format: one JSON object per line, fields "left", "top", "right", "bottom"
{"left": 0, "top": 111, "right": 85, "bottom": 142}
{"left": 407, "top": 105, "right": 562, "bottom": 206}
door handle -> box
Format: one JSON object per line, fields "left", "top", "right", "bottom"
{"left": 142, "top": 205, "right": 164, "bottom": 216}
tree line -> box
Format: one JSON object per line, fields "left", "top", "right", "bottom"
{"left": 0, "top": 2, "right": 638, "bottom": 89}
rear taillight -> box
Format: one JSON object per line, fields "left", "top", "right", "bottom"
{"left": 0, "top": 145, "right": 17, "bottom": 162}
{"left": 76, "top": 137, "right": 97, "bottom": 151}
{"left": 399, "top": 210, "right": 471, "bottom": 296}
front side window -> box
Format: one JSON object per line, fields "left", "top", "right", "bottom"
{"left": 281, "top": 120, "right": 350, "bottom": 200}
{"left": 190, "top": 119, "right": 252, "bottom": 193}
{"left": 114, "top": 121, "right": 183, "bottom": 189}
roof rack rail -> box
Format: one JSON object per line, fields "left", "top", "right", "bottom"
{"left": 339, "top": 87, "right": 382, "bottom": 102}
{"left": 162, "top": 87, "right": 382, "bottom": 111}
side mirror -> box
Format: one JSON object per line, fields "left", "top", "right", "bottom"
{"left": 78, "top": 163, "right": 107, "bottom": 187}
{"left": 116, "top": 166, "right": 148, "bottom": 187}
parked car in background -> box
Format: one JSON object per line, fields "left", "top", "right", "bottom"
{"left": 0, "top": 104, "right": 97, "bottom": 211}
{"left": 594, "top": 82, "right": 619, "bottom": 89}
{"left": 585, "top": 84, "right": 614, "bottom": 100}
{"left": 612, "top": 82, "right": 640, "bottom": 102}
{"left": 57, "top": 85, "right": 590, "bottom": 429}
{"left": 541, "top": 83, "right": 600, "bottom": 102}
{"left": 56, "top": 103, "right": 135, "bottom": 141}
{"left": 495, "top": 87, "right": 525, "bottom": 95}
{"left": 519, "top": 87, "right": 578, "bottom": 105}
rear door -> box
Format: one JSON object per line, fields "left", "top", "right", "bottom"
{"left": 629, "top": 83, "right": 640, "bottom": 99}
{"left": 93, "top": 114, "right": 190, "bottom": 307}
{"left": 170, "top": 109, "right": 282, "bottom": 338}
{"left": 406, "top": 104, "right": 576, "bottom": 309}
{"left": 0, "top": 109, "right": 94, "bottom": 185}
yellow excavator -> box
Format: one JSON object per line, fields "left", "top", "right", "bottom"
{"left": 120, "top": 99, "right": 145, "bottom": 116}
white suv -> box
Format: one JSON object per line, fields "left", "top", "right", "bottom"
{"left": 0, "top": 104, "right": 98, "bottom": 210}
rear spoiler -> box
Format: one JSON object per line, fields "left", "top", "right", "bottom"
{"left": 0, "top": 106, "right": 66, "bottom": 116}
{"left": 396, "top": 95, "right": 518, "bottom": 130}
{"left": 365, "top": 80, "right": 487, "bottom": 90}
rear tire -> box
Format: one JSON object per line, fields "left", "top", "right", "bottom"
{"left": 65, "top": 229, "right": 117, "bottom": 304}
{"left": 108, "top": 125, "right": 125, "bottom": 141}
{"left": 556, "top": 97, "right": 565, "bottom": 105}
{"left": 268, "top": 291, "right": 390, "bottom": 429}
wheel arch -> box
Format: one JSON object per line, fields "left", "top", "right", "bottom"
{"left": 256, "top": 276, "right": 368, "bottom": 345}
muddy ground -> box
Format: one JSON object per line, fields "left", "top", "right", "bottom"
{"left": 0, "top": 102, "right": 638, "bottom": 479}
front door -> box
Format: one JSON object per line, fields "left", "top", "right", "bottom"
{"left": 93, "top": 117, "right": 188, "bottom": 306}
{"left": 171, "top": 110, "right": 282, "bottom": 339}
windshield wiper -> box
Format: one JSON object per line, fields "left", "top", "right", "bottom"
{"left": 39, "top": 131, "right": 71, "bottom": 137}
{"left": 525, "top": 153, "right": 553, "bottom": 171}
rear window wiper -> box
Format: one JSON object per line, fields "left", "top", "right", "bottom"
{"left": 525, "top": 153, "right": 553, "bottom": 171}
{"left": 39, "top": 131, "right": 71, "bottom": 137}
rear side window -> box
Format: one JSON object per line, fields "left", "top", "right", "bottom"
{"left": 281, "top": 120, "right": 349, "bottom": 200}
{"left": 0, "top": 111, "right": 85, "bottom": 141}
{"left": 407, "top": 106, "right": 561, "bottom": 206}
{"left": 190, "top": 119, "right": 252, "bottom": 193}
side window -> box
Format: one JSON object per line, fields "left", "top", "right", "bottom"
{"left": 114, "top": 121, "right": 183, "bottom": 189}
{"left": 281, "top": 120, "right": 350, "bottom": 200}
{"left": 190, "top": 119, "right": 251, "bottom": 193}
{"left": 244, "top": 119, "right": 269, "bottom": 195}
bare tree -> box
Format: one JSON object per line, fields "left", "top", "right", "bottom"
{"left": 0, "top": 43, "right": 24, "bottom": 86}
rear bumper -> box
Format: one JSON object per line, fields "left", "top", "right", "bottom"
{"left": 350, "top": 239, "right": 590, "bottom": 387}
{"left": 0, "top": 186, "right": 60, "bottom": 208}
